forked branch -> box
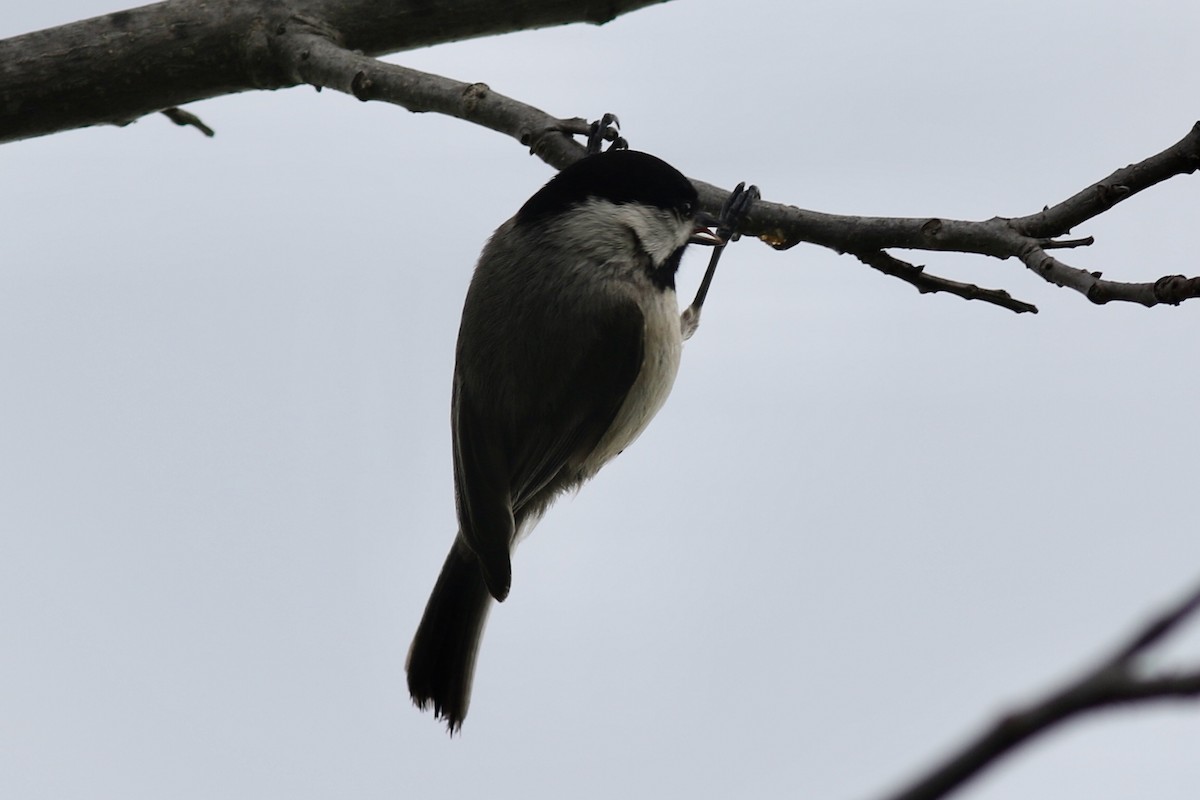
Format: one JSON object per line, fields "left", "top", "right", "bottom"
{"left": 878, "top": 580, "right": 1200, "bottom": 800}
{"left": 271, "top": 25, "right": 1200, "bottom": 313}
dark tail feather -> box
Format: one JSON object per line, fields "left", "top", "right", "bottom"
{"left": 406, "top": 541, "right": 493, "bottom": 733}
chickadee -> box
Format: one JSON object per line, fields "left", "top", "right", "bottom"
{"left": 406, "top": 148, "right": 723, "bottom": 732}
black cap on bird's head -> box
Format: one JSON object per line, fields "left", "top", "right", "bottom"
{"left": 515, "top": 150, "right": 722, "bottom": 245}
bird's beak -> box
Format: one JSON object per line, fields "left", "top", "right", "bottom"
{"left": 689, "top": 212, "right": 724, "bottom": 246}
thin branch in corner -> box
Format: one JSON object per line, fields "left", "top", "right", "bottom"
{"left": 851, "top": 250, "right": 1038, "bottom": 314}
{"left": 1111, "top": 577, "right": 1200, "bottom": 661}
{"left": 877, "top": 579, "right": 1200, "bottom": 800}
{"left": 161, "top": 107, "right": 215, "bottom": 137}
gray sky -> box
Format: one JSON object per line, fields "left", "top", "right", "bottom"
{"left": 3, "top": 2, "right": 1200, "bottom": 798}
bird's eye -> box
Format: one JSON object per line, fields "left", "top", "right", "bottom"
{"left": 681, "top": 201, "right": 694, "bottom": 217}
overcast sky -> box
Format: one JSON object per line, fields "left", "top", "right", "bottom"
{"left": 4, "top": 2, "right": 1200, "bottom": 799}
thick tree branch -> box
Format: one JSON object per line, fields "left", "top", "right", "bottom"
{"left": 878, "top": 580, "right": 1200, "bottom": 800}
{"left": 0, "top": 0, "right": 667, "bottom": 143}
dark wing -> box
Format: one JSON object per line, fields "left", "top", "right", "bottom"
{"left": 452, "top": 291, "right": 645, "bottom": 602}
{"left": 451, "top": 376, "right": 518, "bottom": 601}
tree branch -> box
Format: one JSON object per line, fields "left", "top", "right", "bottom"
{"left": 1012, "top": 123, "right": 1200, "bottom": 239}
{"left": 734, "top": 124, "right": 1200, "bottom": 309}
{"left": 1017, "top": 248, "right": 1200, "bottom": 306}
{"left": 850, "top": 250, "right": 1038, "bottom": 314}
{"left": 270, "top": 27, "right": 593, "bottom": 170}
{"left": 0, "top": 0, "right": 667, "bottom": 143}
{"left": 276, "top": 29, "right": 1200, "bottom": 311}
{"left": 878, "top": 580, "right": 1200, "bottom": 800}
{"left": 5, "top": 2, "right": 1199, "bottom": 312}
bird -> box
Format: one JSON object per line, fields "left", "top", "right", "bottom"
{"left": 406, "top": 148, "right": 723, "bottom": 732}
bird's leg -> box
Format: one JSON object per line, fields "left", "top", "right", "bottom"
{"left": 681, "top": 182, "right": 760, "bottom": 340}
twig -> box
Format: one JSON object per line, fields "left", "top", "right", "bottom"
{"left": 161, "top": 107, "right": 215, "bottom": 137}
{"left": 1038, "top": 236, "right": 1093, "bottom": 250}
{"left": 851, "top": 250, "right": 1038, "bottom": 314}
{"left": 877, "top": 580, "right": 1200, "bottom": 800}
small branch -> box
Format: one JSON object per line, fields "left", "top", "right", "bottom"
{"left": 273, "top": 26, "right": 591, "bottom": 170}
{"left": 161, "top": 107, "right": 215, "bottom": 137}
{"left": 1013, "top": 122, "right": 1200, "bottom": 239}
{"left": 1038, "top": 236, "right": 1093, "bottom": 250}
{"left": 851, "top": 250, "right": 1038, "bottom": 314}
{"left": 878, "top": 580, "right": 1200, "bottom": 800}
{"left": 1018, "top": 247, "right": 1200, "bottom": 306}
{"left": 1111, "top": 578, "right": 1200, "bottom": 660}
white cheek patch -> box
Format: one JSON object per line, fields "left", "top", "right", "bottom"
{"left": 557, "top": 199, "right": 691, "bottom": 266}
{"left": 608, "top": 203, "right": 691, "bottom": 264}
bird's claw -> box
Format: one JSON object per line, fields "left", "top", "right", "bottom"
{"left": 716, "top": 182, "right": 760, "bottom": 243}
{"left": 586, "top": 113, "right": 627, "bottom": 155}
